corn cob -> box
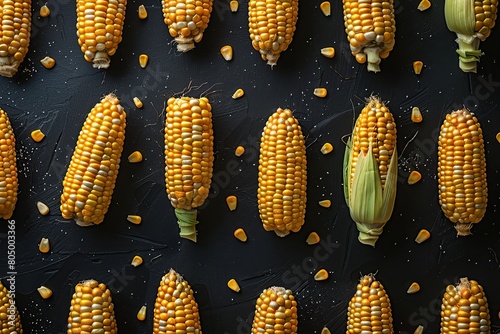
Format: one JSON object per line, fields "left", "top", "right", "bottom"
{"left": 0, "top": 0, "right": 32, "bottom": 78}
{"left": 153, "top": 268, "right": 202, "bottom": 334}
{"left": 437, "top": 108, "right": 487, "bottom": 236}
{"left": 0, "top": 108, "right": 18, "bottom": 220}
{"left": 0, "top": 281, "right": 22, "bottom": 333}
{"left": 161, "top": 0, "right": 213, "bottom": 52}
{"left": 76, "top": 0, "right": 127, "bottom": 69}
{"left": 60, "top": 94, "right": 126, "bottom": 226}
{"left": 343, "top": 96, "right": 398, "bottom": 246}
{"left": 251, "top": 286, "right": 298, "bottom": 334}
{"left": 248, "top": 0, "right": 299, "bottom": 66}
{"left": 67, "top": 279, "right": 117, "bottom": 334}
{"left": 440, "top": 277, "right": 490, "bottom": 333}
{"left": 444, "top": 0, "right": 498, "bottom": 72}
{"left": 164, "top": 96, "right": 214, "bottom": 242}
{"left": 346, "top": 274, "right": 393, "bottom": 333}
{"left": 342, "top": 0, "right": 396, "bottom": 72}
{"left": 258, "top": 108, "right": 307, "bottom": 237}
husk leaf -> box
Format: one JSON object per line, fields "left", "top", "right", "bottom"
{"left": 343, "top": 137, "right": 353, "bottom": 207}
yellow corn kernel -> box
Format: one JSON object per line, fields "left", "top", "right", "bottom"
{"left": 314, "top": 88, "right": 328, "bottom": 98}
{"left": 39, "top": 238, "right": 50, "bottom": 253}
{"left": 133, "top": 97, "right": 143, "bottom": 109}
{"left": 407, "top": 282, "right": 421, "bottom": 294}
{"left": 230, "top": 0, "right": 239, "bottom": 12}
{"left": 314, "top": 269, "right": 329, "bottom": 281}
{"left": 37, "top": 286, "right": 53, "bottom": 299}
{"left": 408, "top": 171, "right": 422, "bottom": 185}
{"left": 415, "top": 229, "right": 430, "bottom": 244}
{"left": 414, "top": 325, "right": 424, "bottom": 334}
{"left": 226, "top": 195, "right": 237, "bottom": 211}
{"left": 418, "top": 0, "right": 431, "bottom": 11}
{"left": 227, "top": 278, "right": 241, "bottom": 292}
{"left": 321, "top": 142, "right": 333, "bottom": 154}
{"left": 496, "top": 132, "right": 500, "bottom": 143}
{"left": 355, "top": 53, "right": 367, "bottom": 64}
{"left": 413, "top": 61, "right": 424, "bottom": 74}
{"left": 319, "top": 199, "right": 331, "bottom": 208}
{"left": 37, "top": 201, "right": 50, "bottom": 215}
{"left": 321, "top": 47, "right": 335, "bottom": 58}
{"left": 0, "top": 109, "right": 18, "bottom": 219}
{"left": 127, "top": 215, "right": 142, "bottom": 225}
{"left": 232, "top": 88, "right": 245, "bottom": 99}
{"left": 139, "top": 54, "right": 148, "bottom": 68}
{"left": 220, "top": 45, "right": 233, "bottom": 61}
{"left": 234, "top": 228, "right": 247, "bottom": 242}
{"left": 0, "top": 282, "right": 22, "bottom": 331}
{"left": 306, "top": 232, "right": 320, "bottom": 245}
{"left": 128, "top": 150, "right": 143, "bottom": 163}
{"left": 411, "top": 106, "right": 423, "bottom": 123}
{"left": 251, "top": 287, "right": 298, "bottom": 333}
{"left": 40, "top": 56, "right": 56, "bottom": 69}
{"left": 235, "top": 145, "right": 245, "bottom": 156}
{"left": 137, "top": 305, "right": 147, "bottom": 321}
{"left": 320, "top": 1, "right": 331, "bottom": 16}
{"left": 131, "top": 255, "right": 143, "bottom": 267}
{"left": 321, "top": 327, "right": 331, "bottom": 334}
{"left": 40, "top": 4, "right": 50, "bottom": 17}
{"left": 31, "top": 129, "right": 45, "bottom": 142}
{"left": 138, "top": 4, "right": 147, "bottom": 19}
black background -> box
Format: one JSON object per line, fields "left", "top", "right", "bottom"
{"left": 1, "top": 0, "right": 499, "bottom": 333}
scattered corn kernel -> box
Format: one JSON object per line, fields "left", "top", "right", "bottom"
{"left": 39, "top": 238, "right": 50, "bottom": 253}
{"left": 321, "top": 327, "right": 331, "bottom": 334}
{"left": 131, "top": 255, "right": 143, "bottom": 267}
{"left": 411, "top": 107, "right": 423, "bottom": 123}
{"left": 417, "top": 0, "right": 431, "bottom": 11}
{"left": 31, "top": 129, "right": 45, "bottom": 142}
{"left": 40, "top": 56, "right": 55, "bottom": 69}
{"left": 415, "top": 229, "right": 430, "bottom": 244}
{"left": 320, "top": 1, "right": 331, "bottom": 16}
{"left": 127, "top": 215, "right": 142, "bottom": 225}
{"left": 226, "top": 195, "right": 237, "bottom": 211}
{"left": 414, "top": 325, "right": 424, "bottom": 334}
{"left": 128, "top": 151, "right": 143, "bottom": 163}
{"left": 407, "top": 282, "right": 421, "bottom": 294}
{"left": 137, "top": 305, "right": 147, "bottom": 321}
{"left": 139, "top": 54, "right": 149, "bottom": 68}
{"left": 498, "top": 310, "right": 500, "bottom": 319}
{"left": 37, "top": 201, "right": 50, "bottom": 216}
{"left": 232, "top": 88, "right": 245, "bottom": 99}
{"left": 314, "top": 268, "right": 329, "bottom": 281}
{"left": 37, "top": 286, "right": 53, "bottom": 299}
{"left": 138, "top": 4, "right": 147, "bottom": 19}
{"left": 413, "top": 61, "right": 423, "bottom": 74}
{"left": 306, "top": 232, "right": 320, "bottom": 245}
{"left": 133, "top": 97, "right": 143, "bottom": 109}
{"left": 496, "top": 132, "right": 500, "bottom": 143}
{"left": 408, "top": 170, "right": 422, "bottom": 185}
{"left": 220, "top": 45, "right": 233, "bottom": 61}
{"left": 321, "top": 47, "right": 335, "bottom": 58}
{"left": 234, "top": 228, "right": 247, "bottom": 242}
{"left": 227, "top": 278, "right": 241, "bottom": 292}
{"left": 314, "top": 88, "right": 328, "bottom": 98}
{"left": 230, "top": 0, "right": 239, "bottom": 12}
{"left": 40, "top": 4, "right": 50, "bottom": 17}
{"left": 319, "top": 199, "right": 331, "bottom": 208}
{"left": 321, "top": 142, "right": 333, "bottom": 154}
{"left": 235, "top": 145, "right": 245, "bottom": 156}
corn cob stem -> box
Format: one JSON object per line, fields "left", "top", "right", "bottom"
{"left": 175, "top": 208, "right": 199, "bottom": 242}
{"left": 365, "top": 47, "right": 382, "bottom": 73}
{"left": 455, "top": 38, "right": 482, "bottom": 73}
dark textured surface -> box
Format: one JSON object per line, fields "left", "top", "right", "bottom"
{"left": 0, "top": 0, "right": 499, "bottom": 333}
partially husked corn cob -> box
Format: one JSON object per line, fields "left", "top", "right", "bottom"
{"left": 0, "top": 0, "right": 32, "bottom": 78}
{"left": 438, "top": 108, "right": 487, "bottom": 236}
{"left": 76, "top": 0, "right": 127, "bottom": 69}
{"left": 60, "top": 94, "right": 126, "bottom": 226}
{"left": 161, "top": 0, "right": 213, "bottom": 52}
{"left": 258, "top": 108, "right": 307, "bottom": 237}
{"left": 67, "top": 279, "right": 117, "bottom": 334}
{"left": 346, "top": 274, "right": 393, "bottom": 333}
{"left": 251, "top": 286, "right": 298, "bottom": 334}
{"left": 440, "top": 277, "right": 490, "bottom": 333}
{"left": 343, "top": 96, "right": 398, "bottom": 246}
{"left": 342, "top": 0, "right": 396, "bottom": 72}
{"left": 0, "top": 281, "right": 22, "bottom": 333}
{"left": 153, "top": 268, "right": 202, "bottom": 334}
{"left": 165, "top": 97, "right": 214, "bottom": 242}
{"left": 248, "top": 0, "right": 299, "bottom": 66}
{"left": 444, "top": 0, "right": 497, "bottom": 72}
{"left": 0, "top": 108, "right": 18, "bottom": 220}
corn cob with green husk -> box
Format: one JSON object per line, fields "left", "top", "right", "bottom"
{"left": 153, "top": 268, "right": 202, "bottom": 333}
{"left": 342, "top": 0, "right": 396, "bottom": 72}
{"left": 0, "top": 281, "right": 22, "bottom": 333}
{"left": 164, "top": 97, "right": 214, "bottom": 242}
{"left": 0, "top": 108, "right": 18, "bottom": 219}
{"left": 0, "top": 0, "right": 32, "bottom": 78}
{"left": 440, "top": 277, "right": 490, "bottom": 333}
{"left": 437, "top": 108, "right": 487, "bottom": 236}
{"left": 444, "top": 0, "right": 498, "bottom": 72}
{"left": 343, "top": 96, "right": 398, "bottom": 246}
{"left": 251, "top": 286, "right": 298, "bottom": 334}
{"left": 258, "top": 108, "right": 307, "bottom": 237}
